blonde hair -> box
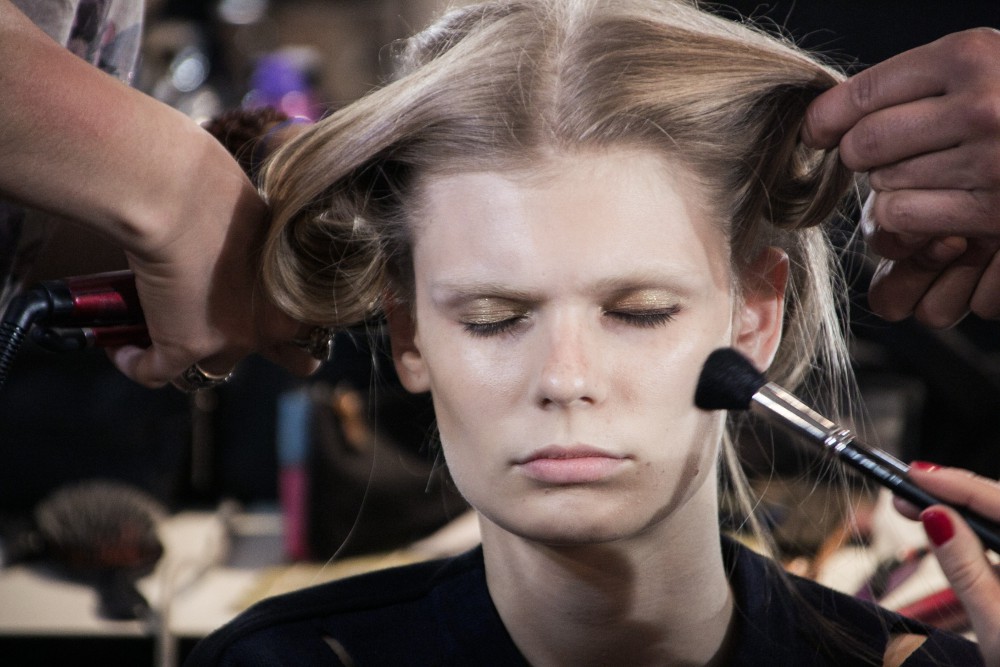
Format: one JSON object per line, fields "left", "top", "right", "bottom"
{"left": 262, "top": 0, "right": 857, "bottom": 531}
{"left": 261, "top": 0, "right": 852, "bottom": 393}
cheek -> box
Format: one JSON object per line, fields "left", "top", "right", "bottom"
{"left": 634, "top": 332, "right": 731, "bottom": 409}
{"left": 420, "top": 338, "right": 521, "bottom": 457}
{"left": 424, "top": 325, "right": 526, "bottom": 400}
{"left": 628, "top": 325, "right": 730, "bottom": 461}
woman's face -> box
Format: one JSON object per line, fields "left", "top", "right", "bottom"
{"left": 389, "top": 148, "right": 783, "bottom": 546}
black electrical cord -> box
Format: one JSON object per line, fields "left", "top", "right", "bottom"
{"left": 0, "top": 271, "right": 143, "bottom": 390}
{"left": 0, "top": 288, "right": 53, "bottom": 390}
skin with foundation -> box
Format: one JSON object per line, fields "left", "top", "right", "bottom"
{"left": 387, "top": 148, "right": 788, "bottom": 666}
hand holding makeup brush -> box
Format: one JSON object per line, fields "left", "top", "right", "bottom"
{"left": 894, "top": 463, "right": 1000, "bottom": 664}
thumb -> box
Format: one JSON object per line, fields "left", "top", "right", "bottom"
{"left": 922, "top": 506, "right": 1000, "bottom": 660}
{"left": 109, "top": 343, "right": 241, "bottom": 389}
{"left": 107, "top": 344, "right": 180, "bottom": 388}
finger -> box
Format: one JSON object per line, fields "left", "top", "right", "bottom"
{"left": 970, "top": 252, "right": 1000, "bottom": 320}
{"left": 863, "top": 226, "right": 924, "bottom": 261}
{"left": 871, "top": 188, "right": 1000, "bottom": 238}
{"left": 909, "top": 242, "right": 999, "bottom": 328}
{"left": 862, "top": 225, "right": 963, "bottom": 264}
{"left": 250, "top": 298, "right": 326, "bottom": 377}
{"left": 867, "top": 240, "right": 983, "bottom": 328}
{"left": 109, "top": 342, "right": 243, "bottom": 389}
{"left": 870, "top": 144, "right": 1000, "bottom": 192}
{"left": 802, "top": 42, "right": 949, "bottom": 149}
{"left": 107, "top": 344, "right": 169, "bottom": 388}
{"left": 907, "top": 464, "right": 1000, "bottom": 519}
{"left": 894, "top": 463, "right": 1000, "bottom": 521}
{"left": 921, "top": 506, "right": 1000, "bottom": 658}
{"left": 867, "top": 254, "right": 960, "bottom": 323}
{"left": 880, "top": 233, "right": 966, "bottom": 267}
{"left": 859, "top": 192, "right": 938, "bottom": 260}
{"left": 916, "top": 237, "right": 969, "bottom": 268}
{"left": 867, "top": 257, "right": 931, "bottom": 322}
{"left": 837, "top": 96, "right": 963, "bottom": 173}
{"left": 108, "top": 343, "right": 195, "bottom": 389}
{"left": 892, "top": 494, "right": 921, "bottom": 521}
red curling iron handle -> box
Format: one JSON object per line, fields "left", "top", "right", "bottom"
{"left": 31, "top": 270, "right": 150, "bottom": 349}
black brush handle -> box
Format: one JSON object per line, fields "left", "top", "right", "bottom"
{"left": 750, "top": 381, "right": 1000, "bottom": 555}
{"left": 837, "top": 440, "right": 1000, "bottom": 554}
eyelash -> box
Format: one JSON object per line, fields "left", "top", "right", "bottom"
{"left": 463, "top": 316, "right": 528, "bottom": 338}
{"left": 605, "top": 307, "right": 679, "bottom": 328}
{"left": 463, "top": 307, "right": 679, "bottom": 337}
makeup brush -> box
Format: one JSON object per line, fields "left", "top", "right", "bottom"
{"left": 695, "top": 347, "right": 1000, "bottom": 554}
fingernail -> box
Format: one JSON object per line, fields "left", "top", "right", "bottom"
{"left": 910, "top": 461, "right": 941, "bottom": 472}
{"left": 922, "top": 509, "right": 955, "bottom": 546}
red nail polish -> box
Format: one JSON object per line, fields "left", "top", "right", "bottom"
{"left": 910, "top": 461, "right": 941, "bottom": 472}
{"left": 922, "top": 510, "right": 955, "bottom": 546}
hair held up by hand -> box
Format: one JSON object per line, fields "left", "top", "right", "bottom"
{"left": 258, "top": 0, "right": 854, "bottom": 390}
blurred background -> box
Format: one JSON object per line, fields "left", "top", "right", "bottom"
{"left": 3, "top": 0, "right": 475, "bottom": 518}
{"left": 1, "top": 0, "right": 999, "bottom": 664}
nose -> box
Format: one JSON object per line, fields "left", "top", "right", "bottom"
{"left": 535, "top": 314, "right": 606, "bottom": 408}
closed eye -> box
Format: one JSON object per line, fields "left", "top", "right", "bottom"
{"left": 463, "top": 315, "right": 529, "bottom": 338}
{"left": 604, "top": 307, "right": 679, "bottom": 328}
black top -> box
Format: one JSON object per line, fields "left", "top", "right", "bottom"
{"left": 185, "top": 536, "right": 983, "bottom": 666}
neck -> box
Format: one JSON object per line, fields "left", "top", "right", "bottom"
{"left": 481, "top": 479, "right": 735, "bottom": 667}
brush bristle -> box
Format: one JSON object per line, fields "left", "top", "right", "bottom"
{"left": 694, "top": 348, "right": 767, "bottom": 411}
{"left": 34, "top": 479, "right": 165, "bottom": 573}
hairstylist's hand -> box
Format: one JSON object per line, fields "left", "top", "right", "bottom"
{"left": 894, "top": 464, "right": 1000, "bottom": 664}
{"left": 0, "top": 3, "right": 322, "bottom": 389}
{"left": 803, "top": 29, "right": 1000, "bottom": 329}
{"left": 108, "top": 132, "right": 322, "bottom": 388}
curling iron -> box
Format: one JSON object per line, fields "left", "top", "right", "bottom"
{"left": 0, "top": 270, "right": 148, "bottom": 389}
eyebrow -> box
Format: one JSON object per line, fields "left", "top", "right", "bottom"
{"left": 591, "top": 272, "right": 693, "bottom": 297}
{"left": 430, "top": 271, "right": 694, "bottom": 307}
{"left": 430, "top": 282, "right": 539, "bottom": 309}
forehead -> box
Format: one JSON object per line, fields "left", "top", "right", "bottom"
{"left": 409, "top": 148, "right": 732, "bottom": 294}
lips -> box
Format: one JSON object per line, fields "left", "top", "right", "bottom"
{"left": 515, "top": 445, "right": 629, "bottom": 484}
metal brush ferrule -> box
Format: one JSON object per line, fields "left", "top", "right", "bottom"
{"left": 751, "top": 382, "right": 910, "bottom": 478}
{"left": 750, "top": 383, "right": 837, "bottom": 441}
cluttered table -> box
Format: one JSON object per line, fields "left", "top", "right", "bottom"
{"left": 0, "top": 491, "right": 979, "bottom": 665}
{"left": 0, "top": 505, "right": 473, "bottom": 666}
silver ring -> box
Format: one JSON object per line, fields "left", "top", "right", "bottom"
{"left": 293, "top": 326, "right": 336, "bottom": 362}
{"left": 172, "top": 363, "right": 234, "bottom": 393}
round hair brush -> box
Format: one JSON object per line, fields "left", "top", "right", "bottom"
{"left": 14, "top": 479, "right": 167, "bottom": 620}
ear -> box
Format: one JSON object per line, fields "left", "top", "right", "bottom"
{"left": 732, "top": 247, "right": 788, "bottom": 371}
{"left": 384, "top": 300, "right": 431, "bottom": 394}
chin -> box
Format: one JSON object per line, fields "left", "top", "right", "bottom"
{"left": 515, "top": 523, "right": 635, "bottom": 547}
{"left": 487, "top": 494, "right": 654, "bottom": 546}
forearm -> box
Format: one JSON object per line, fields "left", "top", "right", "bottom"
{"left": 0, "top": 0, "right": 257, "bottom": 252}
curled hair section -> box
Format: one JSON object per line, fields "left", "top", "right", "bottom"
{"left": 258, "top": 0, "right": 855, "bottom": 392}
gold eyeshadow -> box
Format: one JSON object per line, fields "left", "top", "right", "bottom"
{"left": 607, "top": 289, "right": 680, "bottom": 312}
{"left": 459, "top": 297, "right": 527, "bottom": 324}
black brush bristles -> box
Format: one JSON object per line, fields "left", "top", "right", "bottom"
{"left": 694, "top": 348, "right": 767, "bottom": 411}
